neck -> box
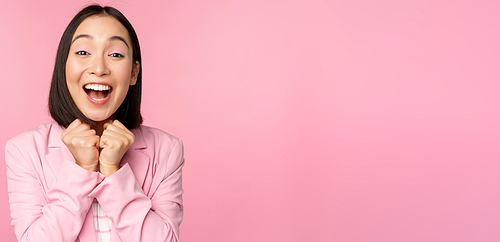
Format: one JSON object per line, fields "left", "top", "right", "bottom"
{"left": 92, "top": 119, "right": 112, "bottom": 137}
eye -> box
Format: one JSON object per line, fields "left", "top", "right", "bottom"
{"left": 109, "top": 53, "right": 124, "bottom": 58}
{"left": 75, "top": 50, "right": 89, "bottom": 55}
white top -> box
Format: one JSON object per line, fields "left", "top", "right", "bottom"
{"left": 92, "top": 198, "right": 112, "bottom": 242}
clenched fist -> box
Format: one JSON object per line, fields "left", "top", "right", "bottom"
{"left": 99, "top": 120, "right": 135, "bottom": 177}
{"left": 61, "top": 119, "right": 135, "bottom": 177}
{"left": 61, "top": 119, "right": 100, "bottom": 172}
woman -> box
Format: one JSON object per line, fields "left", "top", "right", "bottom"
{"left": 5, "top": 5, "right": 184, "bottom": 242}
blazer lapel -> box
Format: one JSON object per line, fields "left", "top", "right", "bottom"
{"left": 45, "top": 124, "right": 74, "bottom": 187}
{"left": 122, "top": 127, "right": 150, "bottom": 188}
{"left": 43, "top": 123, "right": 150, "bottom": 242}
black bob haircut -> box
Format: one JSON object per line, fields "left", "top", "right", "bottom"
{"left": 49, "top": 5, "right": 143, "bottom": 130}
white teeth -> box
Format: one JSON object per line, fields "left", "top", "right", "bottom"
{"left": 84, "top": 84, "right": 111, "bottom": 91}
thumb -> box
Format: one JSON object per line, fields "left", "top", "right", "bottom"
{"left": 100, "top": 136, "right": 107, "bottom": 148}
{"left": 95, "top": 138, "right": 101, "bottom": 149}
{"left": 103, "top": 120, "right": 113, "bottom": 129}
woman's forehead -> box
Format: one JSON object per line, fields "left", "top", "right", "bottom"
{"left": 73, "top": 15, "right": 131, "bottom": 44}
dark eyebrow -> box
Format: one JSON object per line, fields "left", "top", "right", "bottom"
{"left": 109, "top": 36, "right": 129, "bottom": 48}
{"left": 71, "top": 34, "right": 129, "bottom": 48}
{"left": 72, "top": 34, "right": 92, "bottom": 43}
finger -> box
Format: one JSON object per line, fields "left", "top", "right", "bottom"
{"left": 105, "top": 121, "right": 134, "bottom": 137}
{"left": 103, "top": 120, "right": 113, "bottom": 129}
{"left": 74, "top": 122, "right": 90, "bottom": 131}
{"left": 75, "top": 129, "right": 97, "bottom": 138}
{"left": 63, "top": 124, "right": 94, "bottom": 142}
{"left": 103, "top": 123, "right": 125, "bottom": 134}
{"left": 61, "top": 119, "right": 81, "bottom": 137}
{"left": 109, "top": 120, "right": 134, "bottom": 136}
{"left": 111, "top": 120, "right": 126, "bottom": 129}
{"left": 72, "top": 135, "right": 100, "bottom": 150}
{"left": 67, "top": 119, "right": 81, "bottom": 129}
{"left": 102, "top": 128, "right": 134, "bottom": 145}
{"left": 107, "top": 120, "right": 133, "bottom": 135}
{"left": 101, "top": 129, "right": 127, "bottom": 144}
{"left": 100, "top": 137, "right": 112, "bottom": 149}
{"left": 62, "top": 119, "right": 89, "bottom": 142}
{"left": 100, "top": 134, "right": 118, "bottom": 149}
{"left": 86, "top": 135, "right": 100, "bottom": 148}
{"left": 65, "top": 121, "right": 92, "bottom": 137}
{"left": 73, "top": 130, "right": 99, "bottom": 142}
{"left": 100, "top": 130, "right": 132, "bottom": 148}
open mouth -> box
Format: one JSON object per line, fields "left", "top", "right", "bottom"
{"left": 83, "top": 83, "right": 112, "bottom": 102}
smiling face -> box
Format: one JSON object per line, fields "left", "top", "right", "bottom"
{"left": 66, "top": 15, "right": 140, "bottom": 122}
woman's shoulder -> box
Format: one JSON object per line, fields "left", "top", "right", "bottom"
{"left": 134, "top": 125, "right": 183, "bottom": 150}
{"left": 7, "top": 122, "right": 61, "bottom": 146}
{"left": 132, "top": 126, "right": 184, "bottom": 169}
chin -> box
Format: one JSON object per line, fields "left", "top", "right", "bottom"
{"left": 84, "top": 113, "right": 113, "bottom": 122}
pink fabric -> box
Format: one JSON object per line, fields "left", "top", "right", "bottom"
{"left": 5, "top": 122, "right": 184, "bottom": 242}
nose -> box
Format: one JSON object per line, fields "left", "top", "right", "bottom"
{"left": 87, "top": 54, "right": 110, "bottom": 76}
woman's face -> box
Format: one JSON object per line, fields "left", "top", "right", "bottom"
{"left": 66, "top": 15, "right": 139, "bottom": 122}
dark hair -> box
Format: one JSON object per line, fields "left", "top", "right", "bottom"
{"left": 49, "top": 5, "right": 142, "bottom": 129}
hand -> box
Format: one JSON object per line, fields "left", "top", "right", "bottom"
{"left": 61, "top": 119, "right": 100, "bottom": 171}
{"left": 99, "top": 120, "right": 135, "bottom": 177}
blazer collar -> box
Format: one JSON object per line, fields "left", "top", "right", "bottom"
{"left": 48, "top": 123, "right": 65, "bottom": 148}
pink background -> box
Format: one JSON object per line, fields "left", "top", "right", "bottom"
{"left": 1, "top": 0, "right": 499, "bottom": 241}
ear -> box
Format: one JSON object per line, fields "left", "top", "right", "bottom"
{"left": 130, "top": 61, "right": 140, "bottom": 86}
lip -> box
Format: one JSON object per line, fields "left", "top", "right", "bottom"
{"left": 82, "top": 82, "right": 113, "bottom": 105}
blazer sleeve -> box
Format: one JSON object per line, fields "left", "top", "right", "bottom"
{"left": 5, "top": 140, "right": 105, "bottom": 242}
{"left": 89, "top": 138, "right": 184, "bottom": 242}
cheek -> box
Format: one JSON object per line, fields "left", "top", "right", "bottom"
{"left": 65, "top": 59, "right": 82, "bottom": 84}
{"left": 114, "top": 64, "right": 133, "bottom": 82}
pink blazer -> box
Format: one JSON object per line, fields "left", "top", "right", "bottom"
{"left": 5, "top": 122, "right": 184, "bottom": 242}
